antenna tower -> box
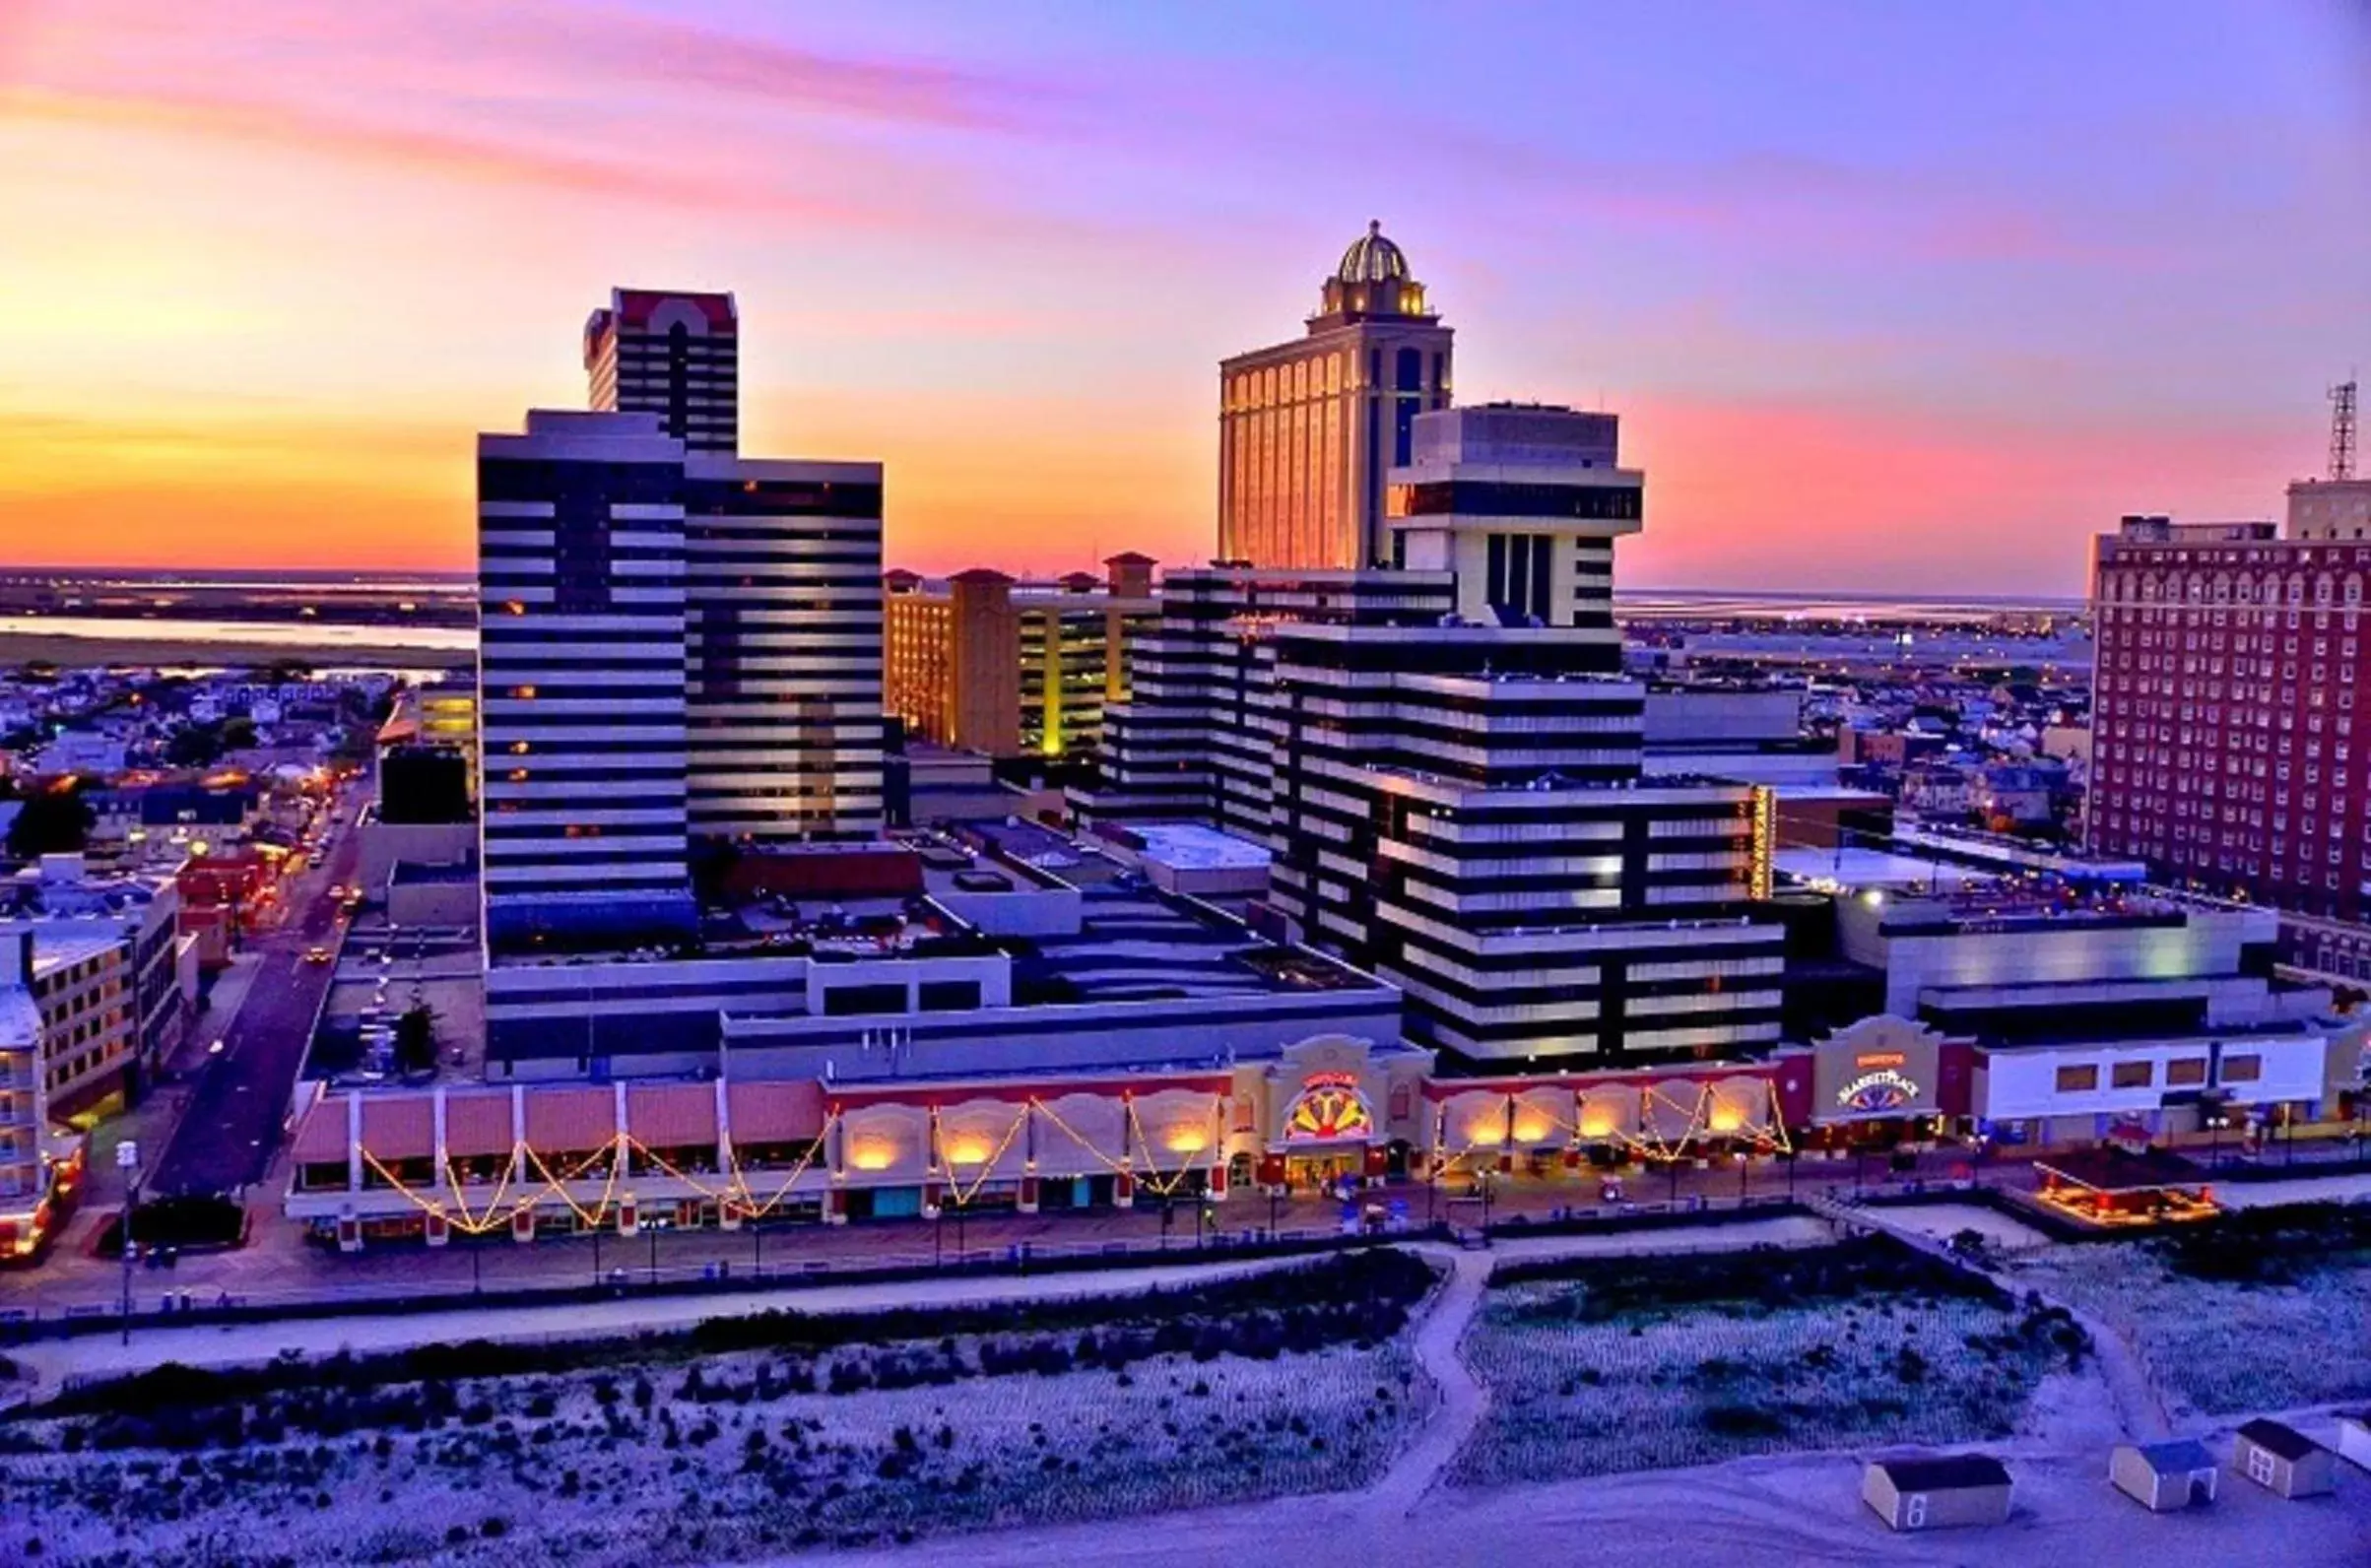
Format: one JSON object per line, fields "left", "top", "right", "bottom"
{"left": 2334, "top": 378, "right": 2358, "bottom": 481}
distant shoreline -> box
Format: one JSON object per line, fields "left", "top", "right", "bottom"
{"left": 0, "top": 631, "right": 473, "bottom": 672}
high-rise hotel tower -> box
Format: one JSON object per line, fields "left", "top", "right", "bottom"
{"left": 1083, "top": 388, "right": 1786, "bottom": 1074}
{"left": 478, "top": 295, "right": 884, "bottom": 947}
{"left": 1218, "top": 223, "right": 1454, "bottom": 570}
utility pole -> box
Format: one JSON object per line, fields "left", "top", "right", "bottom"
{"left": 116, "top": 1140, "right": 141, "bottom": 1345}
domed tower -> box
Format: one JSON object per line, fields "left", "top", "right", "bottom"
{"left": 1314, "top": 220, "right": 1433, "bottom": 325}
{"left": 1218, "top": 222, "right": 1455, "bottom": 570}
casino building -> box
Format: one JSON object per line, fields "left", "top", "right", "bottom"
{"left": 1080, "top": 394, "right": 1789, "bottom": 1074}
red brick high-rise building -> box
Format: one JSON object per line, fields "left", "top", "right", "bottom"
{"left": 2089, "top": 512, "right": 2371, "bottom": 944}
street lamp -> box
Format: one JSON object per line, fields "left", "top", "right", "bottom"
{"left": 2206, "top": 1113, "right": 2226, "bottom": 1171}
{"left": 1734, "top": 1149, "right": 1749, "bottom": 1207}
{"left": 116, "top": 1140, "right": 141, "bottom": 1345}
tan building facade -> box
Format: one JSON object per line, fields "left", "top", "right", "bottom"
{"left": 1218, "top": 223, "right": 1453, "bottom": 570}
{"left": 885, "top": 556, "right": 1158, "bottom": 759}
{"left": 28, "top": 936, "right": 131, "bottom": 1122}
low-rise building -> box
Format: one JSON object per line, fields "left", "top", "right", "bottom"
{"left": 26, "top": 934, "right": 133, "bottom": 1122}
{"left": 2233, "top": 1419, "right": 2335, "bottom": 1499}
{"left": 0, "top": 854, "right": 191, "bottom": 1092}
{"left": 0, "top": 932, "right": 54, "bottom": 1253}
{"left": 2109, "top": 1440, "right": 2217, "bottom": 1511}
{"left": 1862, "top": 1455, "right": 2012, "bottom": 1532}
{"left": 176, "top": 847, "right": 278, "bottom": 967}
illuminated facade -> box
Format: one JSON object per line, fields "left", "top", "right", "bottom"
{"left": 0, "top": 935, "right": 49, "bottom": 1238}
{"left": 884, "top": 555, "right": 1159, "bottom": 758}
{"left": 1218, "top": 223, "right": 1453, "bottom": 570}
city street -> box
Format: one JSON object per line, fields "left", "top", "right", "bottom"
{"left": 147, "top": 776, "right": 369, "bottom": 1198}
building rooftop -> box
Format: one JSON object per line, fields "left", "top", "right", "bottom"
{"left": 1872, "top": 1455, "right": 2010, "bottom": 1491}
{"left": 1023, "top": 878, "right": 1376, "bottom": 1004}
{"left": 2123, "top": 1439, "right": 2214, "bottom": 1475}
{"left": 1776, "top": 848, "right": 1990, "bottom": 894}
{"left": 1128, "top": 821, "right": 1272, "bottom": 875}
{"left": 0, "top": 986, "right": 41, "bottom": 1046}
{"left": 2234, "top": 1419, "right": 2323, "bottom": 1463}
{"left": 31, "top": 934, "right": 120, "bottom": 975}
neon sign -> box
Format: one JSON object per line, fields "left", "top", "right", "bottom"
{"left": 1284, "top": 1082, "right": 1372, "bottom": 1142}
{"left": 1836, "top": 1069, "right": 1922, "bottom": 1116}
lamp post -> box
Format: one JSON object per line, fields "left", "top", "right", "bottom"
{"left": 1159, "top": 1198, "right": 1173, "bottom": 1252}
{"left": 115, "top": 1140, "right": 140, "bottom": 1346}
{"left": 1734, "top": 1149, "right": 1749, "bottom": 1207}
{"left": 592, "top": 1224, "right": 602, "bottom": 1284}
{"left": 2206, "top": 1113, "right": 2225, "bottom": 1172}
{"left": 647, "top": 1219, "right": 658, "bottom": 1285}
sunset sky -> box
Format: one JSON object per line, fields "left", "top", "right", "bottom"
{"left": 2, "top": 1, "right": 2367, "bottom": 592}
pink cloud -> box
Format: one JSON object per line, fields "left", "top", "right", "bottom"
{"left": 1, "top": 0, "right": 1075, "bottom": 235}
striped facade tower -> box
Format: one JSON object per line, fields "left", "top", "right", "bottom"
{"left": 585, "top": 291, "right": 739, "bottom": 453}
{"left": 683, "top": 456, "right": 886, "bottom": 840}
{"left": 582, "top": 287, "right": 886, "bottom": 842}
{"left": 477, "top": 411, "right": 697, "bottom": 947}
{"left": 1079, "top": 404, "right": 1786, "bottom": 1072}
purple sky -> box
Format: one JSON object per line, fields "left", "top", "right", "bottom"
{"left": 4, "top": 0, "right": 2367, "bottom": 589}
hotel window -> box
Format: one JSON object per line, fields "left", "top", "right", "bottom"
{"left": 2219, "top": 1053, "right": 2263, "bottom": 1083}
{"left": 2054, "top": 1065, "right": 2099, "bottom": 1093}
{"left": 2110, "top": 1061, "right": 2153, "bottom": 1089}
